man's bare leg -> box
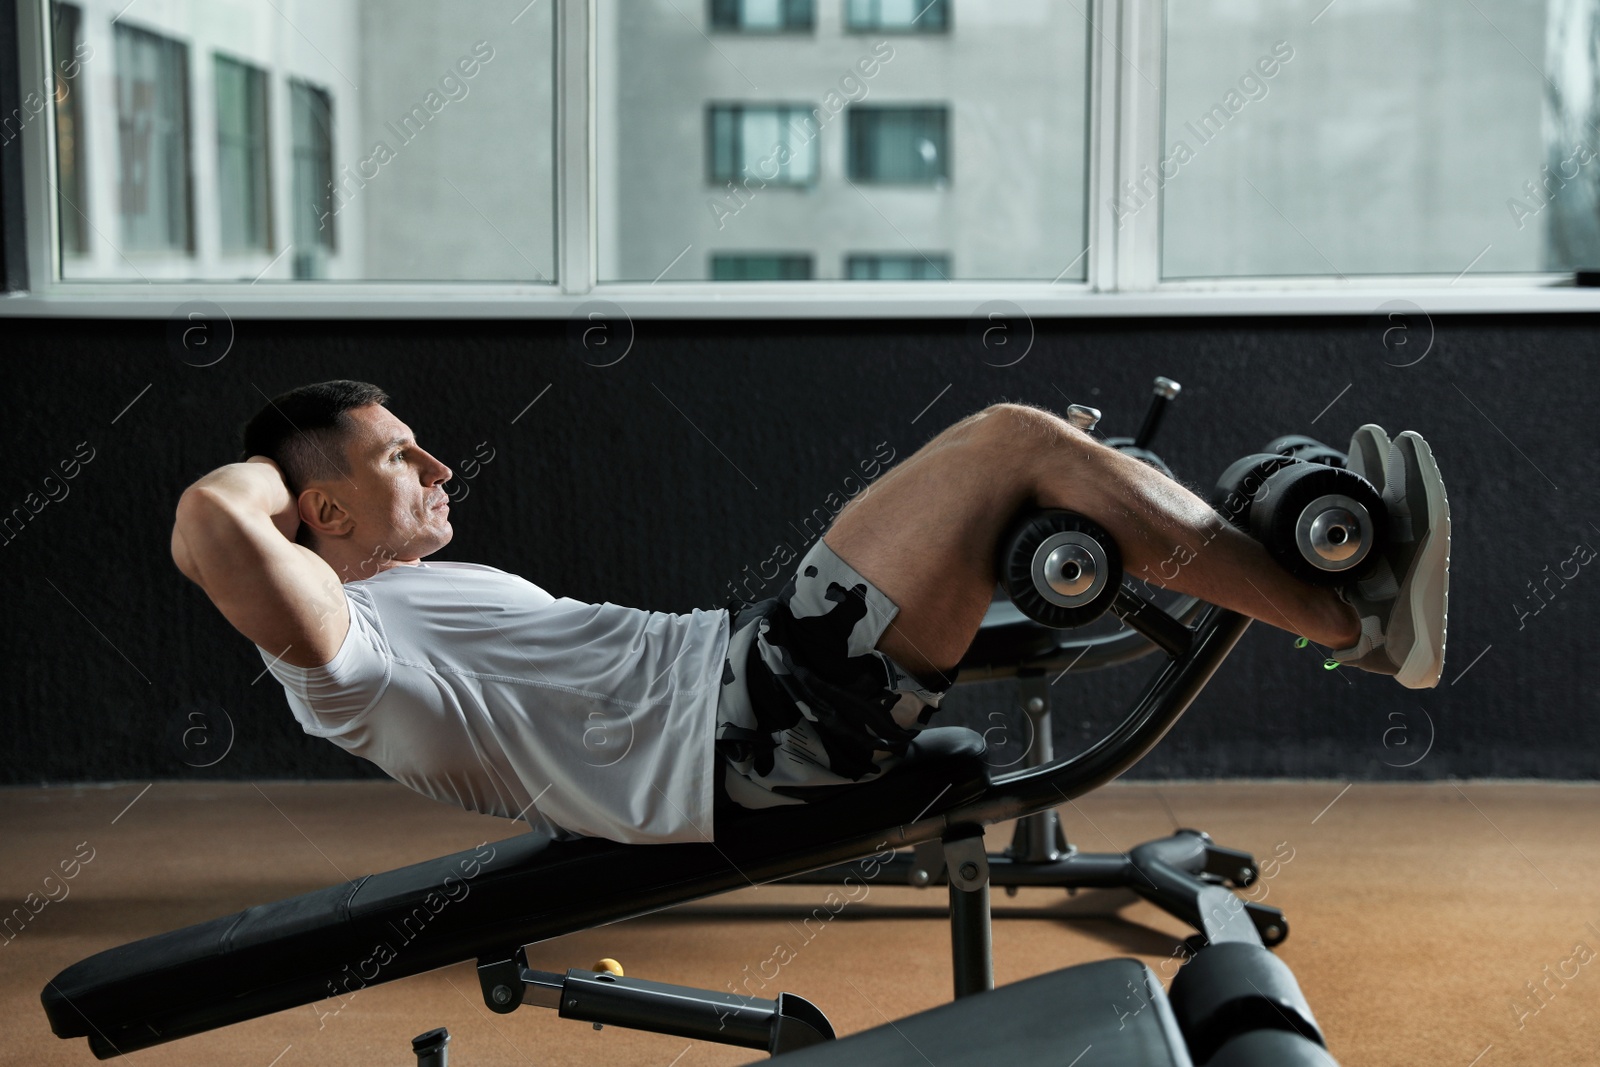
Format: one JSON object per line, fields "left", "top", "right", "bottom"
{"left": 822, "top": 403, "right": 1362, "bottom": 683}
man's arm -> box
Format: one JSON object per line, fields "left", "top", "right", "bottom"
{"left": 171, "top": 457, "right": 350, "bottom": 669}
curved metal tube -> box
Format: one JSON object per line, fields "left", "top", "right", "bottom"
{"left": 940, "top": 604, "right": 1252, "bottom": 830}
{"left": 955, "top": 592, "right": 1209, "bottom": 682}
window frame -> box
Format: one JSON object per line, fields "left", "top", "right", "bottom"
{"left": 2, "top": 0, "right": 1592, "bottom": 318}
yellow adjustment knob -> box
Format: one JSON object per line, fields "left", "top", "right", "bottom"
{"left": 592, "top": 958, "right": 624, "bottom": 977}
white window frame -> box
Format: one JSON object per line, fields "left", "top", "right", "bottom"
{"left": 3, "top": 0, "right": 1593, "bottom": 319}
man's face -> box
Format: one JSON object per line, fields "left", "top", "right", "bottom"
{"left": 313, "top": 403, "right": 454, "bottom": 565}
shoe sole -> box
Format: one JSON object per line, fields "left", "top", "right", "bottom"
{"left": 1390, "top": 433, "right": 1451, "bottom": 688}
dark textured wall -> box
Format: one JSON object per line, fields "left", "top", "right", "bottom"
{"left": 2, "top": 312, "right": 1595, "bottom": 785}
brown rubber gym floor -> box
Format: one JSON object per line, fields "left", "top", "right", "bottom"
{"left": 6, "top": 780, "right": 1597, "bottom": 1067}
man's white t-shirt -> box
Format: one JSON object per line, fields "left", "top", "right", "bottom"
{"left": 258, "top": 560, "right": 731, "bottom": 845}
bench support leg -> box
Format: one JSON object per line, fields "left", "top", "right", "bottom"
{"left": 944, "top": 825, "right": 994, "bottom": 999}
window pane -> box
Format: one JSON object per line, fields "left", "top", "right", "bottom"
{"left": 711, "top": 253, "right": 813, "bottom": 279}
{"left": 846, "top": 0, "right": 948, "bottom": 33}
{"left": 1162, "top": 0, "right": 1550, "bottom": 277}
{"left": 711, "top": 0, "right": 813, "bottom": 32}
{"left": 848, "top": 106, "right": 947, "bottom": 183}
{"left": 60, "top": 0, "right": 555, "bottom": 283}
{"left": 707, "top": 105, "right": 818, "bottom": 185}
{"left": 846, "top": 252, "right": 948, "bottom": 279}
{"left": 600, "top": 0, "right": 1089, "bottom": 281}
{"left": 215, "top": 55, "right": 270, "bottom": 252}
{"left": 289, "top": 79, "right": 333, "bottom": 276}
{"left": 115, "top": 24, "right": 192, "bottom": 252}
{"left": 50, "top": 2, "right": 88, "bottom": 256}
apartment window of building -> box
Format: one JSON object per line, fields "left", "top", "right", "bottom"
{"left": 50, "top": 1, "right": 88, "bottom": 256}
{"left": 114, "top": 23, "right": 193, "bottom": 252}
{"left": 707, "top": 104, "right": 818, "bottom": 185}
{"left": 845, "top": 0, "right": 949, "bottom": 33}
{"left": 846, "top": 253, "right": 949, "bottom": 280}
{"left": 214, "top": 55, "right": 271, "bottom": 253}
{"left": 288, "top": 79, "right": 334, "bottom": 279}
{"left": 847, "top": 106, "right": 948, "bottom": 183}
{"left": 710, "top": 0, "right": 815, "bottom": 32}
{"left": 711, "top": 253, "right": 813, "bottom": 280}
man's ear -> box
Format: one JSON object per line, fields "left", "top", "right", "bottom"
{"left": 298, "top": 486, "right": 354, "bottom": 540}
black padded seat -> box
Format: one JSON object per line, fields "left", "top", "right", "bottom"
{"left": 43, "top": 727, "right": 990, "bottom": 1058}
{"left": 770, "top": 959, "right": 1195, "bottom": 1066}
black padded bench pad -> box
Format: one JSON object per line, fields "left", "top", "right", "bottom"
{"left": 771, "top": 959, "right": 1195, "bottom": 1066}
{"left": 43, "top": 728, "right": 990, "bottom": 1057}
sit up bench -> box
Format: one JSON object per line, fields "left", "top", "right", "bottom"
{"left": 44, "top": 382, "right": 1366, "bottom": 1066}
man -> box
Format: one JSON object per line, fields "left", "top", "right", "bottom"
{"left": 171, "top": 381, "right": 1449, "bottom": 846}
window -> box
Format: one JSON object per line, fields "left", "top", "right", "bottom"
{"left": 710, "top": 0, "right": 814, "bottom": 32}
{"left": 288, "top": 80, "right": 333, "bottom": 279}
{"left": 711, "top": 253, "right": 813, "bottom": 280}
{"left": 18, "top": 0, "right": 1595, "bottom": 313}
{"left": 114, "top": 23, "right": 193, "bottom": 253}
{"left": 214, "top": 55, "right": 270, "bottom": 253}
{"left": 846, "top": 253, "right": 948, "bottom": 280}
{"left": 707, "top": 105, "right": 819, "bottom": 186}
{"left": 847, "top": 106, "right": 948, "bottom": 184}
{"left": 49, "top": 1, "right": 87, "bottom": 256}
{"left": 845, "top": 0, "right": 949, "bottom": 33}
{"left": 599, "top": 2, "right": 1087, "bottom": 282}
{"left": 1161, "top": 0, "right": 1553, "bottom": 278}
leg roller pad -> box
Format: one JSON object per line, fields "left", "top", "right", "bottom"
{"left": 1169, "top": 942, "right": 1327, "bottom": 1065}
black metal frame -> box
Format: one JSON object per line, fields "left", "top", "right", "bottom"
{"left": 780, "top": 594, "right": 1287, "bottom": 953}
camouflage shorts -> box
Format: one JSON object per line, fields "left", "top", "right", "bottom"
{"left": 713, "top": 537, "right": 962, "bottom": 815}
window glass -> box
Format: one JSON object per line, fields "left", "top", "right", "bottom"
{"left": 711, "top": 0, "right": 815, "bottom": 32}
{"left": 848, "top": 106, "right": 946, "bottom": 183}
{"left": 707, "top": 105, "right": 819, "bottom": 185}
{"left": 599, "top": 0, "right": 1090, "bottom": 281}
{"left": 711, "top": 252, "right": 813, "bottom": 279}
{"left": 215, "top": 54, "right": 270, "bottom": 252}
{"left": 846, "top": 252, "right": 947, "bottom": 279}
{"left": 56, "top": 0, "right": 555, "bottom": 283}
{"left": 51, "top": 2, "right": 90, "bottom": 257}
{"left": 1162, "top": 0, "right": 1551, "bottom": 277}
{"left": 289, "top": 79, "right": 333, "bottom": 277}
{"left": 115, "top": 23, "right": 192, "bottom": 252}
{"left": 846, "top": 0, "right": 949, "bottom": 34}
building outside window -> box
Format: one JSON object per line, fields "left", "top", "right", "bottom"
{"left": 846, "top": 253, "right": 948, "bottom": 279}
{"left": 115, "top": 23, "right": 193, "bottom": 252}
{"left": 288, "top": 79, "right": 333, "bottom": 279}
{"left": 214, "top": 55, "right": 271, "bottom": 252}
{"left": 711, "top": 253, "right": 813, "bottom": 280}
{"left": 708, "top": 104, "right": 819, "bottom": 186}
{"left": 845, "top": 0, "right": 949, "bottom": 33}
{"left": 50, "top": 1, "right": 88, "bottom": 256}
{"left": 710, "top": 0, "right": 814, "bottom": 32}
{"left": 847, "top": 106, "right": 948, "bottom": 183}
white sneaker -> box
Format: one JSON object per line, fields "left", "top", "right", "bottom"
{"left": 1329, "top": 431, "right": 1451, "bottom": 688}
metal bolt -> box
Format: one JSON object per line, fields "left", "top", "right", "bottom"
{"left": 1025, "top": 697, "right": 1045, "bottom": 714}
{"left": 566, "top": 998, "right": 579, "bottom": 1009}
{"left": 909, "top": 868, "right": 931, "bottom": 887}
{"left": 1237, "top": 867, "right": 1253, "bottom": 885}
{"left": 1265, "top": 925, "right": 1283, "bottom": 941}
{"left": 959, "top": 861, "right": 980, "bottom": 881}
{"left": 491, "top": 985, "right": 512, "bottom": 1005}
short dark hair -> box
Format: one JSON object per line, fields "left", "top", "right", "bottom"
{"left": 239, "top": 379, "right": 391, "bottom": 498}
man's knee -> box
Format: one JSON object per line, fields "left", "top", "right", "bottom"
{"left": 968, "top": 402, "right": 1085, "bottom": 449}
